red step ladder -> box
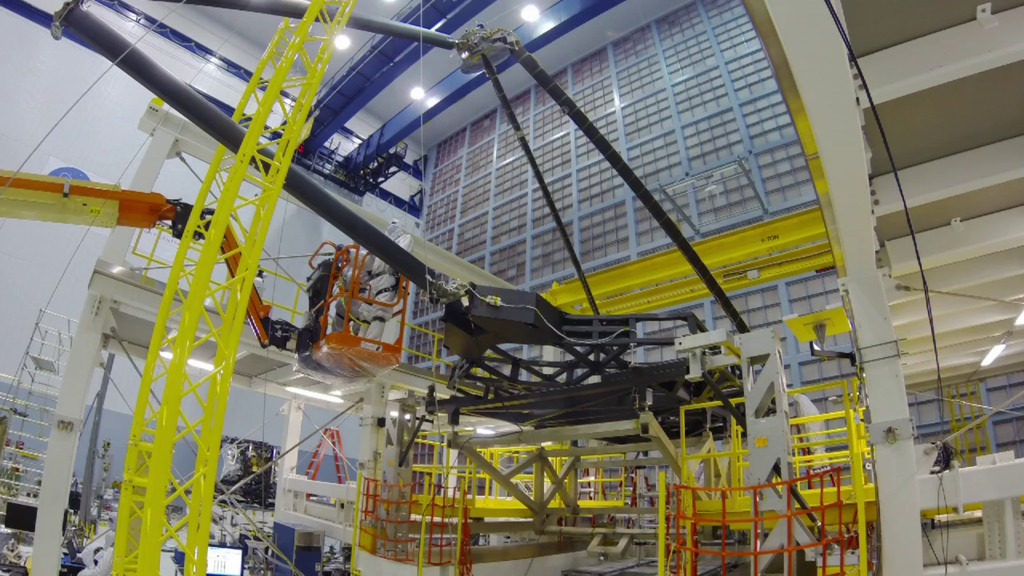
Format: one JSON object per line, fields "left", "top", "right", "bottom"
{"left": 305, "top": 428, "right": 350, "bottom": 483}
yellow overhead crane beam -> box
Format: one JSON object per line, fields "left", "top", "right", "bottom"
{"left": 544, "top": 208, "right": 834, "bottom": 315}
{"left": 110, "top": 1, "right": 358, "bottom": 575}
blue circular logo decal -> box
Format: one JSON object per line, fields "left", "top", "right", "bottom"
{"left": 47, "top": 166, "right": 90, "bottom": 181}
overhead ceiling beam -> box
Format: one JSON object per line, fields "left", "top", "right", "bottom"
{"left": 889, "top": 247, "right": 1024, "bottom": 305}
{"left": 904, "top": 357, "right": 1024, "bottom": 390}
{"left": 344, "top": 0, "right": 628, "bottom": 172}
{"left": 896, "top": 301, "right": 1019, "bottom": 341}
{"left": 900, "top": 320, "right": 1013, "bottom": 356}
{"left": 884, "top": 206, "right": 1024, "bottom": 277}
{"left": 873, "top": 136, "right": 1024, "bottom": 217}
{"left": 858, "top": 5, "right": 1024, "bottom": 106}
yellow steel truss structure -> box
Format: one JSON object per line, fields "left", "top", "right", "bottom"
{"left": 543, "top": 208, "right": 833, "bottom": 315}
{"left": 946, "top": 381, "right": 992, "bottom": 465}
{"left": 112, "top": 2, "right": 358, "bottom": 574}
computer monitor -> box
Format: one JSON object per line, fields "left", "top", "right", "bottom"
{"left": 206, "top": 545, "right": 244, "bottom": 576}
{"left": 3, "top": 503, "right": 36, "bottom": 533}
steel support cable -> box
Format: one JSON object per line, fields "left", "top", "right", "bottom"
{"left": 56, "top": 5, "right": 435, "bottom": 292}
{"left": 509, "top": 43, "right": 749, "bottom": 333}
{"left": 480, "top": 55, "right": 600, "bottom": 315}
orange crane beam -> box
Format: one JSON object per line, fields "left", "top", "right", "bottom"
{"left": 0, "top": 170, "right": 280, "bottom": 349}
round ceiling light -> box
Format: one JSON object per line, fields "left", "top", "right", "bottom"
{"left": 521, "top": 4, "right": 540, "bottom": 22}
{"left": 334, "top": 34, "right": 351, "bottom": 50}
{"left": 410, "top": 86, "right": 425, "bottom": 100}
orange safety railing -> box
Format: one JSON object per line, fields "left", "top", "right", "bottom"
{"left": 357, "top": 478, "right": 464, "bottom": 568}
{"left": 667, "top": 467, "right": 851, "bottom": 576}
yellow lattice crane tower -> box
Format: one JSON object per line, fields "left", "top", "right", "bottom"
{"left": 51, "top": 1, "right": 361, "bottom": 574}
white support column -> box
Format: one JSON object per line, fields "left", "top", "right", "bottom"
{"left": 275, "top": 399, "right": 304, "bottom": 512}
{"left": 757, "top": 1, "right": 925, "bottom": 574}
{"left": 100, "top": 128, "right": 177, "bottom": 265}
{"left": 32, "top": 293, "right": 114, "bottom": 574}
{"left": 358, "top": 379, "right": 390, "bottom": 482}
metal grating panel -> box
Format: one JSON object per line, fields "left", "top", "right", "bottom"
{"left": 694, "top": 170, "right": 761, "bottom": 226}
{"left": 712, "top": 286, "right": 781, "bottom": 330}
{"left": 704, "top": 0, "right": 748, "bottom": 26}
{"left": 683, "top": 110, "right": 744, "bottom": 170}
{"left": 468, "top": 111, "right": 497, "bottom": 148}
{"left": 423, "top": 191, "right": 458, "bottom": 233}
{"left": 427, "top": 228, "right": 454, "bottom": 252}
{"left": 497, "top": 127, "right": 524, "bottom": 164}
{"left": 535, "top": 68, "right": 570, "bottom": 109}
{"left": 616, "top": 54, "right": 666, "bottom": 103}
{"left": 534, "top": 102, "right": 571, "bottom": 143}
{"left": 713, "top": 13, "right": 758, "bottom": 59}
{"left": 455, "top": 212, "right": 488, "bottom": 258}
{"left": 612, "top": 25, "right": 657, "bottom": 66}
{"left": 622, "top": 92, "right": 675, "bottom": 144}
{"left": 571, "top": 48, "right": 610, "bottom": 87}
{"left": 490, "top": 241, "right": 527, "bottom": 286}
{"left": 757, "top": 142, "right": 815, "bottom": 208}
{"left": 434, "top": 128, "right": 467, "bottom": 168}
{"left": 580, "top": 202, "right": 630, "bottom": 265}
{"left": 578, "top": 161, "right": 622, "bottom": 211}
{"left": 727, "top": 51, "right": 777, "bottom": 100}
{"left": 664, "top": 32, "right": 716, "bottom": 80}
{"left": 577, "top": 113, "right": 619, "bottom": 165}
{"left": 575, "top": 77, "right": 615, "bottom": 117}
{"left": 629, "top": 132, "right": 684, "bottom": 186}
{"left": 531, "top": 173, "right": 574, "bottom": 229}
{"left": 657, "top": 3, "right": 704, "bottom": 46}
{"left": 459, "top": 174, "right": 493, "bottom": 218}
{"left": 494, "top": 160, "right": 529, "bottom": 202}
{"left": 491, "top": 198, "right": 529, "bottom": 245}
{"left": 531, "top": 226, "right": 574, "bottom": 281}
{"left": 741, "top": 93, "right": 796, "bottom": 149}
{"left": 463, "top": 139, "right": 495, "bottom": 181}
{"left": 535, "top": 134, "right": 573, "bottom": 178}
{"left": 675, "top": 68, "right": 730, "bottom": 120}
{"left": 430, "top": 159, "right": 463, "bottom": 195}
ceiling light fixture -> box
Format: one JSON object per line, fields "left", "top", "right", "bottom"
{"left": 521, "top": 4, "right": 540, "bottom": 22}
{"left": 333, "top": 34, "right": 352, "bottom": 50}
{"left": 159, "top": 350, "right": 173, "bottom": 360}
{"left": 476, "top": 428, "right": 496, "bottom": 435}
{"left": 426, "top": 96, "right": 440, "bottom": 107}
{"left": 285, "top": 387, "right": 344, "bottom": 403}
{"left": 389, "top": 410, "right": 399, "bottom": 417}
{"left": 981, "top": 343, "right": 1007, "bottom": 367}
{"left": 410, "top": 86, "right": 425, "bottom": 100}
{"left": 1015, "top": 310, "right": 1024, "bottom": 327}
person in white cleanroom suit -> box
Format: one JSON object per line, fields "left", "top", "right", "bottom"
{"left": 355, "top": 219, "right": 413, "bottom": 342}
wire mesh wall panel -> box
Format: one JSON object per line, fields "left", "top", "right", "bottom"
{"left": 459, "top": 174, "right": 492, "bottom": 219}
{"left": 489, "top": 241, "right": 528, "bottom": 286}
{"left": 468, "top": 111, "right": 497, "bottom": 148}
{"left": 531, "top": 174, "right": 574, "bottom": 229}
{"left": 427, "top": 228, "right": 454, "bottom": 253}
{"left": 757, "top": 142, "right": 815, "bottom": 208}
{"left": 579, "top": 202, "right": 630, "bottom": 265}
{"left": 786, "top": 271, "right": 853, "bottom": 349}
{"left": 413, "top": 0, "right": 818, "bottom": 332}
{"left": 454, "top": 212, "right": 488, "bottom": 258}
{"left": 491, "top": 198, "right": 529, "bottom": 246}
{"left": 577, "top": 161, "right": 622, "bottom": 211}
{"left": 423, "top": 191, "right": 458, "bottom": 235}
{"left": 711, "top": 286, "right": 781, "bottom": 332}
{"left": 571, "top": 48, "right": 610, "bottom": 88}
{"left": 434, "top": 129, "right": 467, "bottom": 169}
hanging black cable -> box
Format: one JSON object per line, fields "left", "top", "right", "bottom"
{"left": 507, "top": 43, "right": 749, "bottom": 333}
{"left": 480, "top": 55, "right": 601, "bottom": 315}
{"left": 821, "top": 0, "right": 945, "bottom": 418}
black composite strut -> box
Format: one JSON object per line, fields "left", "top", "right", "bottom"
{"left": 510, "top": 43, "right": 751, "bottom": 334}
{"left": 149, "top": 0, "right": 457, "bottom": 49}
{"left": 54, "top": 1, "right": 434, "bottom": 291}
{"left": 480, "top": 55, "right": 600, "bottom": 315}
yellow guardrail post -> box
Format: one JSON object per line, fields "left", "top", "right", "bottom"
{"left": 658, "top": 470, "right": 667, "bottom": 576}
{"left": 844, "top": 380, "right": 869, "bottom": 576}
{"left": 351, "top": 472, "right": 364, "bottom": 576}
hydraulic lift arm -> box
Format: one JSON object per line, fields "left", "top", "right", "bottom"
{"left": 0, "top": 170, "right": 294, "bottom": 350}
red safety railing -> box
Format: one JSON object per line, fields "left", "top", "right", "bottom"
{"left": 357, "top": 478, "right": 464, "bottom": 567}
{"left": 667, "top": 467, "right": 850, "bottom": 576}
